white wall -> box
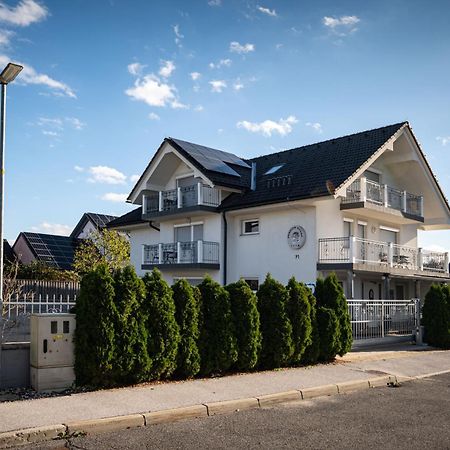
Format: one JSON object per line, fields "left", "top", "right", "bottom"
{"left": 128, "top": 226, "right": 160, "bottom": 277}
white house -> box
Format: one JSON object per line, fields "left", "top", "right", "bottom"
{"left": 108, "top": 122, "right": 450, "bottom": 300}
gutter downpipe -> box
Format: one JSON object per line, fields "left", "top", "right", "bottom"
{"left": 222, "top": 211, "right": 227, "bottom": 285}
{"left": 149, "top": 221, "right": 160, "bottom": 232}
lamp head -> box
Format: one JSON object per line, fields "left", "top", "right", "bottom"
{"left": 0, "top": 63, "right": 23, "bottom": 85}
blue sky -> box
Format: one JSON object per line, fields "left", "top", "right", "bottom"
{"left": 2, "top": 0, "right": 450, "bottom": 251}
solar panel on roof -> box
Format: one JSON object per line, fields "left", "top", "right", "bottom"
{"left": 171, "top": 138, "right": 250, "bottom": 177}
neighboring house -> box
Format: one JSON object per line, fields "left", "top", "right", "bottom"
{"left": 108, "top": 122, "right": 450, "bottom": 299}
{"left": 3, "top": 239, "right": 15, "bottom": 264}
{"left": 12, "top": 212, "right": 117, "bottom": 270}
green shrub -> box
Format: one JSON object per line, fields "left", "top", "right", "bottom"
{"left": 257, "top": 274, "right": 293, "bottom": 369}
{"left": 422, "top": 284, "right": 450, "bottom": 348}
{"left": 317, "top": 306, "right": 340, "bottom": 361}
{"left": 316, "top": 274, "right": 353, "bottom": 356}
{"left": 74, "top": 264, "right": 116, "bottom": 387}
{"left": 113, "top": 266, "right": 151, "bottom": 384}
{"left": 198, "top": 276, "right": 237, "bottom": 375}
{"left": 172, "top": 279, "right": 201, "bottom": 378}
{"left": 142, "top": 269, "right": 180, "bottom": 379}
{"left": 226, "top": 279, "right": 261, "bottom": 371}
{"left": 302, "top": 287, "right": 320, "bottom": 364}
{"left": 286, "top": 277, "right": 312, "bottom": 365}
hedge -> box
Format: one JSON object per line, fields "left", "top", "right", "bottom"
{"left": 422, "top": 284, "right": 450, "bottom": 348}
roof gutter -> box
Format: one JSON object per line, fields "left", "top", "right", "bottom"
{"left": 222, "top": 211, "right": 227, "bottom": 285}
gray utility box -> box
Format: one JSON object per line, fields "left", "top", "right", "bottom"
{"left": 30, "top": 314, "right": 76, "bottom": 392}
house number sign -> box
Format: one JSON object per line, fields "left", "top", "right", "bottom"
{"left": 287, "top": 226, "right": 306, "bottom": 250}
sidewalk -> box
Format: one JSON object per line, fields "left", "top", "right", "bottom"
{"left": 0, "top": 344, "right": 449, "bottom": 434}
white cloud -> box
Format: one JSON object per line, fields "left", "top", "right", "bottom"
{"left": 0, "top": 55, "right": 76, "bottom": 98}
{"left": 148, "top": 112, "right": 160, "bottom": 120}
{"left": 237, "top": 115, "right": 298, "bottom": 137}
{"left": 209, "top": 58, "right": 232, "bottom": 69}
{"left": 88, "top": 166, "right": 127, "bottom": 185}
{"left": 194, "top": 105, "right": 204, "bottom": 112}
{"left": 31, "top": 222, "right": 71, "bottom": 236}
{"left": 0, "top": 29, "right": 13, "bottom": 46}
{"left": 128, "top": 62, "right": 145, "bottom": 76}
{"left": 229, "top": 41, "right": 255, "bottom": 54}
{"left": 233, "top": 80, "right": 244, "bottom": 91}
{"left": 257, "top": 6, "right": 277, "bottom": 17}
{"left": 190, "top": 71, "right": 201, "bottom": 81}
{"left": 0, "top": 0, "right": 48, "bottom": 27}
{"left": 159, "top": 60, "right": 175, "bottom": 78}
{"left": 208, "top": 0, "right": 221, "bottom": 5}
{"left": 37, "top": 117, "right": 63, "bottom": 129}
{"left": 306, "top": 122, "right": 323, "bottom": 133}
{"left": 42, "top": 130, "right": 58, "bottom": 136}
{"left": 171, "top": 99, "right": 189, "bottom": 109}
{"left": 173, "top": 24, "right": 183, "bottom": 47}
{"left": 130, "top": 174, "right": 140, "bottom": 183}
{"left": 65, "top": 117, "right": 85, "bottom": 130}
{"left": 125, "top": 74, "right": 179, "bottom": 108}
{"left": 322, "top": 15, "right": 360, "bottom": 35}
{"left": 101, "top": 192, "right": 128, "bottom": 203}
{"left": 74, "top": 165, "right": 84, "bottom": 172}
{"left": 436, "top": 136, "right": 450, "bottom": 146}
{"left": 209, "top": 80, "right": 227, "bottom": 92}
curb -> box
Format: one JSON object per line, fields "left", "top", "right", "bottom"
{"left": 2, "top": 370, "right": 449, "bottom": 448}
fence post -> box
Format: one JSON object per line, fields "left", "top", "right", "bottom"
{"left": 381, "top": 300, "right": 385, "bottom": 338}
{"left": 177, "top": 187, "right": 182, "bottom": 208}
{"left": 197, "top": 240, "right": 203, "bottom": 263}
{"left": 418, "top": 248, "right": 423, "bottom": 271}
{"left": 158, "top": 243, "right": 162, "bottom": 264}
{"left": 360, "top": 177, "right": 367, "bottom": 202}
{"left": 383, "top": 184, "right": 388, "bottom": 207}
{"left": 142, "top": 194, "right": 146, "bottom": 215}
{"left": 402, "top": 190, "right": 407, "bottom": 212}
{"left": 388, "top": 242, "right": 394, "bottom": 267}
{"left": 177, "top": 242, "right": 181, "bottom": 264}
{"left": 158, "top": 191, "right": 163, "bottom": 212}
{"left": 197, "top": 182, "right": 203, "bottom": 206}
{"left": 349, "top": 236, "right": 356, "bottom": 263}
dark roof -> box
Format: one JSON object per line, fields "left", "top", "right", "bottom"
{"left": 3, "top": 239, "right": 15, "bottom": 263}
{"left": 107, "top": 207, "right": 147, "bottom": 229}
{"left": 220, "top": 122, "right": 407, "bottom": 210}
{"left": 18, "top": 232, "right": 80, "bottom": 271}
{"left": 70, "top": 212, "right": 118, "bottom": 238}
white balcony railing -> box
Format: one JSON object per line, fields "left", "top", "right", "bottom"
{"left": 142, "top": 240, "right": 220, "bottom": 266}
{"left": 318, "top": 237, "right": 449, "bottom": 275}
{"left": 342, "top": 177, "right": 424, "bottom": 217}
{"left": 142, "top": 183, "right": 220, "bottom": 216}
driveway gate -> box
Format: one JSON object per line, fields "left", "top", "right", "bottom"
{"left": 347, "top": 299, "right": 419, "bottom": 341}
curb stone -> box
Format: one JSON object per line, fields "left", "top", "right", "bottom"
{"left": 1, "top": 371, "right": 449, "bottom": 448}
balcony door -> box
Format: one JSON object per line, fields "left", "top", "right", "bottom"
{"left": 177, "top": 175, "right": 197, "bottom": 207}
{"left": 174, "top": 223, "right": 203, "bottom": 264}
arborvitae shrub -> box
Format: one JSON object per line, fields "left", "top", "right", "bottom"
{"left": 316, "top": 274, "right": 353, "bottom": 356}
{"left": 198, "top": 276, "right": 237, "bottom": 375}
{"left": 113, "top": 266, "right": 150, "bottom": 384}
{"left": 226, "top": 279, "right": 261, "bottom": 371}
{"left": 317, "top": 306, "right": 340, "bottom": 361}
{"left": 74, "top": 264, "right": 116, "bottom": 387}
{"left": 142, "top": 269, "right": 180, "bottom": 380}
{"left": 302, "top": 288, "right": 320, "bottom": 364}
{"left": 257, "top": 274, "right": 293, "bottom": 369}
{"left": 172, "top": 279, "right": 201, "bottom": 378}
{"left": 286, "top": 277, "right": 312, "bottom": 365}
{"left": 422, "top": 284, "right": 450, "bottom": 348}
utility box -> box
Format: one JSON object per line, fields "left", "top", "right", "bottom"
{"left": 30, "top": 314, "right": 76, "bottom": 392}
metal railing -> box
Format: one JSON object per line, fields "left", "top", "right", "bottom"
{"left": 347, "top": 299, "right": 418, "bottom": 340}
{"left": 342, "top": 177, "right": 423, "bottom": 217}
{"left": 143, "top": 241, "right": 220, "bottom": 265}
{"left": 143, "top": 183, "right": 221, "bottom": 216}
{"left": 318, "top": 237, "right": 449, "bottom": 275}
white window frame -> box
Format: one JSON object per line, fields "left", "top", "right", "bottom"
{"left": 241, "top": 219, "right": 260, "bottom": 236}
{"left": 174, "top": 221, "right": 204, "bottom": 242}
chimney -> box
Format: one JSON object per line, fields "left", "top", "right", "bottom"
{"left": 251, "top": 162, "right": 256, "bottom": 191}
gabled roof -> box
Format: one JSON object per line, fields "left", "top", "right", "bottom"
{"left": 220, "top": 122, "right": 408, "bottom": 210}
{"left": 3, "top": 239, "right": 15, "bottom": 263}
{"left": 16, "top": 232, "right": 80, "bottom": 271}
{"left": 107, "top": 207, "right": 147, "bottom": 229}
{"left": 70, "top": 212, "right": 118, "bottom": 238}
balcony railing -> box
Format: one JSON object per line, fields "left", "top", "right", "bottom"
{"left": 318, "top": 237, "right": 449, "bottom": 275}
{"left": 342, "top": 178, "right": 423, "bottom": 217}
{"left": 143, "top": 183, "right": 221, "bottom": 216}
{"left": 143, "top": 240, "right": 220, "bottom": 266}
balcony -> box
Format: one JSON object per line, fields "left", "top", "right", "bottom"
{"left": 142, "top": 183, "right": 221, "bottom": 220}
{"left": 317, "top": 237, "right": 449, "bottom": 278}
{"left": 142, "top": 240, "right": 220, "bottom": 270}
{"left": 341, "top": 178, "right": 424, "bottom": 222}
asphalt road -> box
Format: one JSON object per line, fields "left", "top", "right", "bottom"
{"left": 28, "top": 373, "right": 450, "bottom": 450}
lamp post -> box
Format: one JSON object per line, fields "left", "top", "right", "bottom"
{"left": 0, "top": 62, "right": 23, "bottom": 311}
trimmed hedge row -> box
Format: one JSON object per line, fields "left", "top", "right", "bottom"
{"left": 423, "top": 284, "right": 450, "bottom": 348}
{"left": 74, "top": 266, "right": 352, "bottom": 387}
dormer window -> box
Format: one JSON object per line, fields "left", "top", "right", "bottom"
{"left": 264, "top": 164, "right": 284, "bottom": 175}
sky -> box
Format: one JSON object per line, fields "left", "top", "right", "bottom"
{"left": 2, "top": 0, "right": 450, "bottom": 251}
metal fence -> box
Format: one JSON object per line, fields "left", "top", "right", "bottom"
{"left": 347, "top": 299, "right": 418, "bottom": 341}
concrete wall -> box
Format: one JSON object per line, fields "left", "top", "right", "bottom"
{"left": 0, "top": 342, "right": 30, "bottom": 389}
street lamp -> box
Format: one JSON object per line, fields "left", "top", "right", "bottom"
{"left": 0, "top": 62, "right": 23, "bottom": 308}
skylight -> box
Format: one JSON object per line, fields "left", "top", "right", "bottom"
{"left": 264, "top": 164, "right": 284, "bottom": 175}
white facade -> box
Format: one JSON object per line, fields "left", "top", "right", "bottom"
{"left": 116, "top": 126, "right": 450, "bottom": 299}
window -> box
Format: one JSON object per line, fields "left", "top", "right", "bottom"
{"left": 243, "top": 278, "right": 259, "bottom": 291}
{"left": 174, "top": 223, "right": 203, "bottom": 242}
{"left": 264, "top": 164, "right": 284, "bottom": 175}
{"left": 379, "top": 226, "right": 398, "bottom": 244}
{"left": 242, "top": 219, "right": 259, "bottom": 235}
{"left": 364, "top": 170, "right": 381, "bottom": 184}
{"left": 173, "top": 277, "right": 203, "bottom": 287}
